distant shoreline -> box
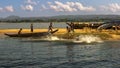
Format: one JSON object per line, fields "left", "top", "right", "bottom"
{"left": 1, "top": 15, "right": 120, "bottom": 23}
{"left": 0, "top": 28, "right": 120, "bottom": 41}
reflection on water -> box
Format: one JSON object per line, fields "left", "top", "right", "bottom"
{"left": 66, "top": 45, "right": 74, "bottom": 63}
{"left": 99, "top": 41, "right": 120, "bottom": 61}
{"left": 0, "top": 37, "right": 120, "bottom": 68}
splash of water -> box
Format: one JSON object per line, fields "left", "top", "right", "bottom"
{"left": 44, "top": 36, "right": 60, "bottom": 41}
{"left": 26, "top": 35, "right": 103, "bottom": 43}
{"left": 73, "top": 35, "right": 103, "bottom": 43}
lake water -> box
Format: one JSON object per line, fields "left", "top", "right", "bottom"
{"left": 0, "top": 36, "right": 120, "bottom": 68}
{"left": 0, "top": 23, "right": 66, "bottom": 29}
{"left": 0, "top": 23, "right": 120, "bottom": 68}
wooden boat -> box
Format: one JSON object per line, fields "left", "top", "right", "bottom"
{"left": 4, "top": 29, "right": 58, "bottom": 37}
{"left": 66, "top": 22, "right": 102, "bottom": 29}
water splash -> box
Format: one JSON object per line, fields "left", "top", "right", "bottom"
{"left": 43, "top": 36, "right": 61, "bottom": 41}
{"left": 24, "top": 36, "right": 65, "bottom": 42}
{"left": 73, "top": 35, "right": 103, "bottom": 43}
{"left": 25, "top": 35, "right": 103, "bottom": 43}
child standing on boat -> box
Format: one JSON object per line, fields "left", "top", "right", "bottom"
{"left": 18, "top": 28, "right": 22, "bottom": 34}
{"left": 30, "top": 23, "right": 33, "bottom": 32}
{"left": 48, "top": 22, "right": 53, "bottom": 32}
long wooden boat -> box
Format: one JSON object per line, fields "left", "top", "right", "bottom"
{"left": 4, "top": 29, "right": 58, "bottom": 37}
{"left": 66, "top": 22, "right": 103, "bottom": 29}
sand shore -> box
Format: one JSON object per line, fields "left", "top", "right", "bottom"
{"left": 0, "top": 28, "right": 91, "bottom": 34}
{"left": 0, "top": 28, "right": 120, "bottom": 40}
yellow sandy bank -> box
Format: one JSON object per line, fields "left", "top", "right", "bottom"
{"left": 0, "top": 28, "right": 91, "bottom": 34}
{"left": 0, "top": 28, "right": 120, "bottom": 40}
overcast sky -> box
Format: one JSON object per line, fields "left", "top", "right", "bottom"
{"left": 0, "top": 0, "right": 120, "bottom": 17}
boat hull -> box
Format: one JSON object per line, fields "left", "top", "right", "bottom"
{"left": 4, "top": 29, "right": 58, "bottom": 37}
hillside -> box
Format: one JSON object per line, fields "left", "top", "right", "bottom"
{"left": 0, "top": 15, "right": 120, "bottom": 23}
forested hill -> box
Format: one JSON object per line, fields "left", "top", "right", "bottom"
{"left": 0, "top": 15, "right": 120, "bottom": 23}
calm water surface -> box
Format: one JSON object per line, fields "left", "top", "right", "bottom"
{"left": 0, "top": 36, "right": 120, "bottom": 68}
{"left": 0, "top": 23, "right": 66, "bottom": 29}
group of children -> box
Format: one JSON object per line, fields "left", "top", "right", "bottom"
{"left": 18, "top": 23, "right": 53, "bottom": 34}
{"left": 18, "top": 22, "right": 74, "bottom": 34}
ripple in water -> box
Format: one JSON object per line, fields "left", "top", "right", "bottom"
{"left": 73, "top": 35, "right": 103, "bottom": 43}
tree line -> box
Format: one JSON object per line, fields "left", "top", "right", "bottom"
{"left": 0, "top": 15, "right": 120, "bottom": 23}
